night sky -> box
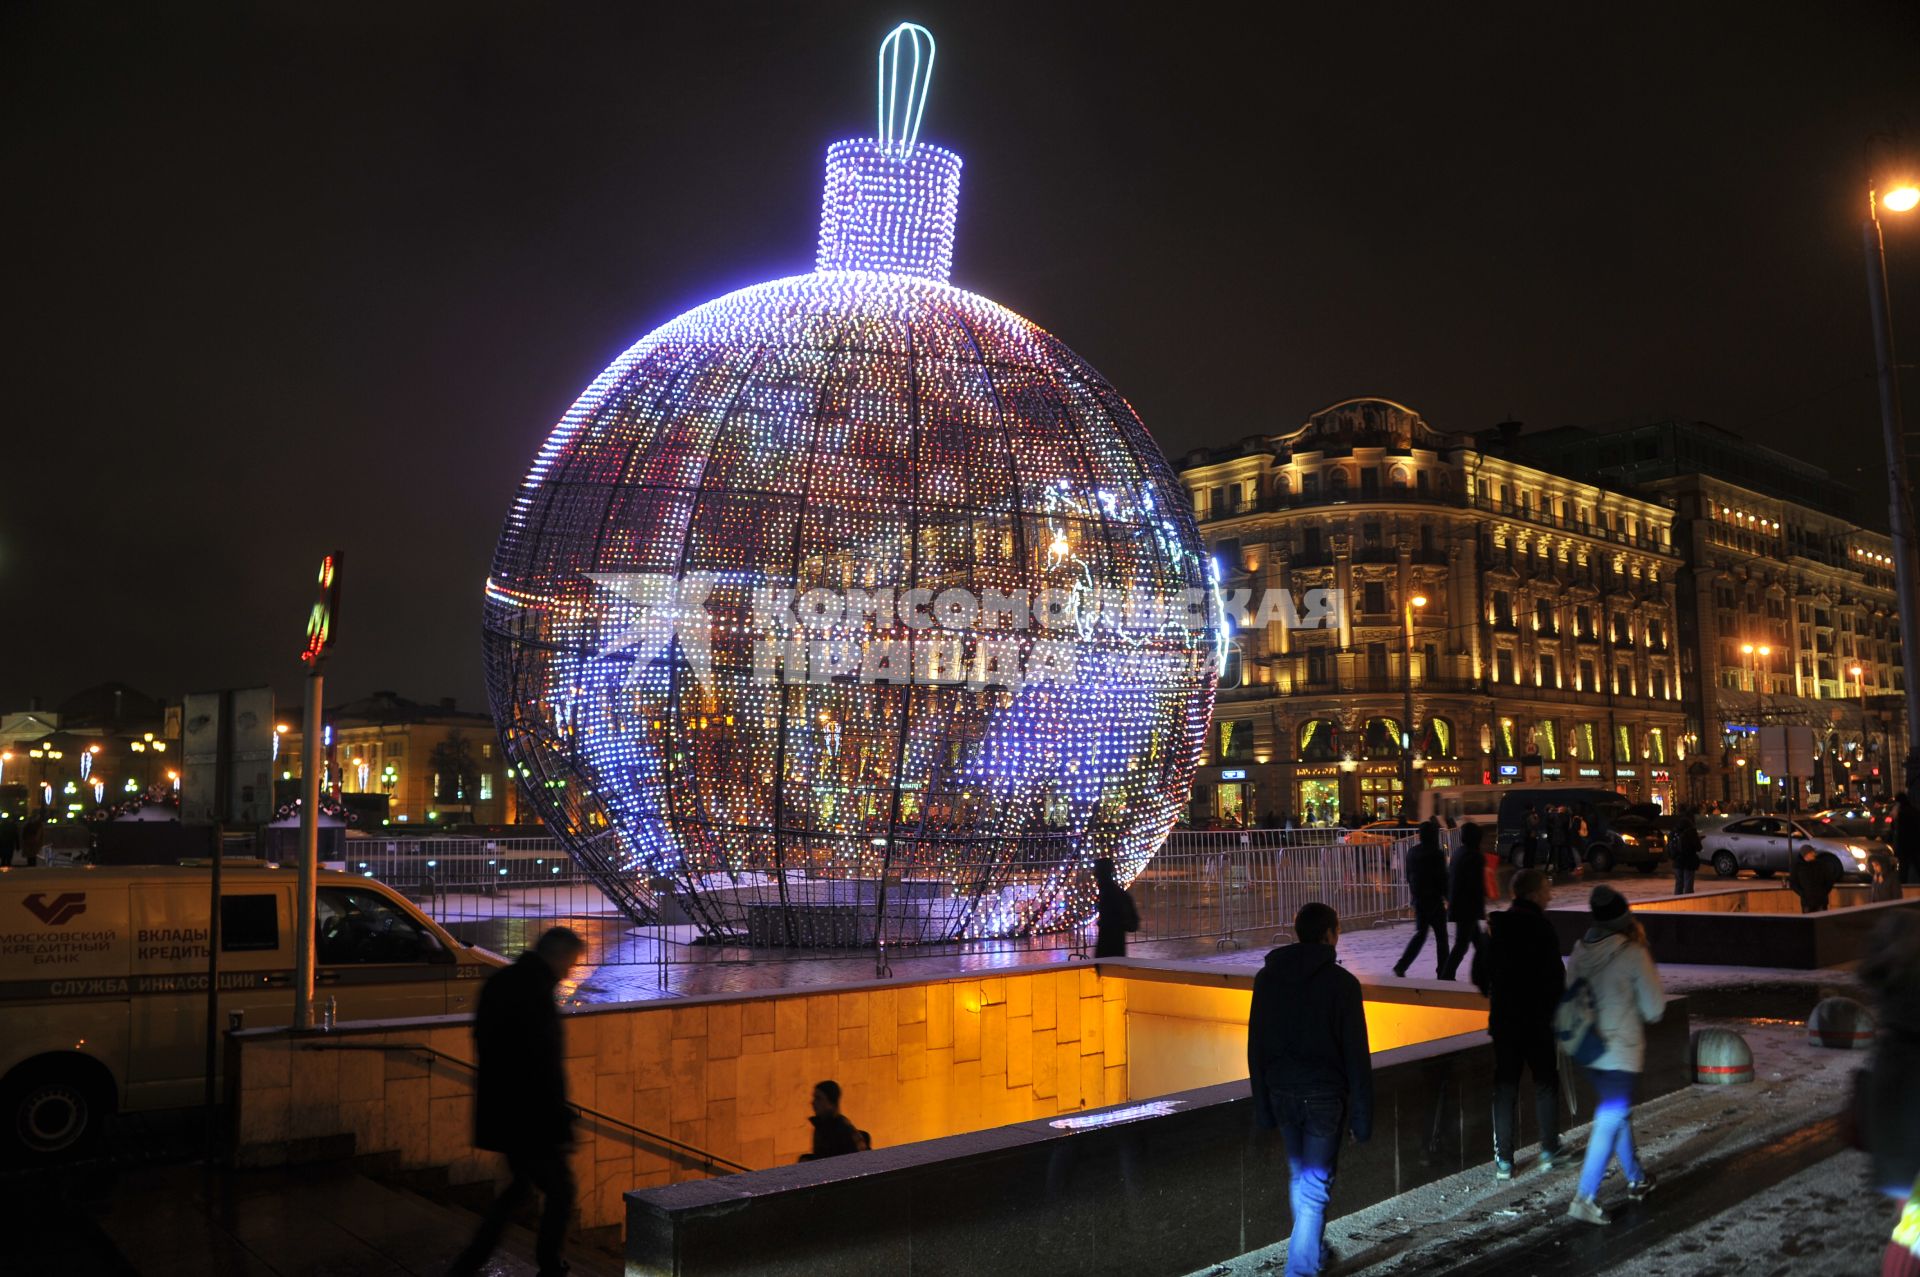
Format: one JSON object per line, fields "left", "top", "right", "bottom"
{"left": 3, "top": 1, "right": 1917, "bottom": 716}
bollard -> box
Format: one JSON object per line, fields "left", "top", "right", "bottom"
{"left": 1691, "top": 1027, "right": 1754, "bottom": 1084}
{"left": 1807, "top": 996, "right": 1877, "bottom": 1050}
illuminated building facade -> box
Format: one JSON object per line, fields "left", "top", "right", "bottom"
{"left": 1511, "top": 420, "right": 1908, "bottom": 810}
{"left": 1180, "top": 400, "right": 1687, "bottom": 823}
{"left": 277, "top": 691, "right": 519, "bottom": 827}
{"left": 482, "top": 26, "right": 1220, "bottom": 939}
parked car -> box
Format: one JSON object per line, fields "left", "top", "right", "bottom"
{"left": 1340, "top": 820, "right": 1420, "bottom": 847}
{"left": 1488, "top": 787, "right": 1663, "bottom": 874}
{"left": 1701, "top": 815, "right": 1879, "bottom": 881}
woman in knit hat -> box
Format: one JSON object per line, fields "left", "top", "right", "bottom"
{"left": 1565, "top": 884, "right": 1666, "bottom": 1225}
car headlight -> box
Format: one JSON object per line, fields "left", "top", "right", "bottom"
{"left": 1845, "top": 844, "right": 1870, "bottom": 859}
{"left": 1620, "top": 833, "right": 1638, "bottom": 846}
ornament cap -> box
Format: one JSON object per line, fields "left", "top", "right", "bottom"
{"left": 817, "top": 23, "right": 962, "bottom": 281}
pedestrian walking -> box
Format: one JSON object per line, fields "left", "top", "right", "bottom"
{"left": 1670, "top": 816, "right": 1702, "bottom": 895}
{"left": 1898, "top": 792, "right": 1920, "bottom": 885}
{"left": 1525, "top": 806, "right": 1545, "bottom": 869}
{"left": 1472, "top": 868, "right": 1564, "bottom": 1179}
{"left": 1393, "top": 818, "right": 1449, "bottom": 979}
{"left": 1248, "top": 902, "right": 1373, "bottom": 1277}
{"left": 1560, "top": 887, "right": 1664, "bottom": 1225}
{"left": 799, "top": 1079, "right": 859, "bottom": 1161}
{"left": 449, "top": 926, "right": 588, "bottom": 1277}
{"left": 1872, "top": 847, "right": 1905, "bottom": 904}
{"left": 1861, "top": 914, "right": 1920, "bottom": 1277}
{"left": 1789, "top": 845, "right": 1842, "bottom": 913}
{"left": 1092, "top": 856, "right": 1140, "bottom": 958}
{"left": 1438, "top": 822, "right": 1489, "bottom": 981}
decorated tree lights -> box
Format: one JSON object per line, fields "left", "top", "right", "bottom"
{"left": 483, "top": 23, "right": 1222, "bottom": 944}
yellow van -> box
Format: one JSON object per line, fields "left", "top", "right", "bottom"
{"left": 0, "top": 862, "right": 505, "bottom": 1159}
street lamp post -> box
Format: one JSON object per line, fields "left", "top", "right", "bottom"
{"left": 1866, "top": 179, "right": 1920, "bottom": 793}
{"left": 1402, "top": 592, "right": 1428, "bottom": 816}
{"left": 1852, "top": 663, "right": 1876, "bottom": 801}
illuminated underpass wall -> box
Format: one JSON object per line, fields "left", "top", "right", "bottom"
{"left": 230, "top": 960, "right": 1490, "bottom": 1234}
{"left": 1116, "top": 964, "right": 1490, "bottom": 1100}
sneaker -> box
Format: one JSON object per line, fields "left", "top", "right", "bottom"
{"left": 1567, "top": 1195, "right": 1609, "bottom": 1225}
{"left": 1627, "top": 1172, "right": 1656, "bottom": 1201}
{"left": 1495, "top": 1158, "right": 1514, "bottom": 1181}
{"left": 1538, "top": 1148, "right": 1560, "bottom": 1173}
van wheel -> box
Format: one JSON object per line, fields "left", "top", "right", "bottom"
{"left": 1712, "top": 851, "right": 1739, "bottom": 878}
{"left": 1587, "top": 847, "right": 1615, "bottom": 874}
{"left": 3, "top": 1060, "right": 108, "bottom": 1162}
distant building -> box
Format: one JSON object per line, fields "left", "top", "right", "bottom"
{"left": 0, "top": 683, "right": 180, "bottom": 823}
{"left": 1178, "top": 399, "right": 1688, "bottom": 824}
{"left": 1505, "top": 419, "right": 1906, "bottom": 810}
{"left": 277, "top": 690, "right": 522, "bottom": 827}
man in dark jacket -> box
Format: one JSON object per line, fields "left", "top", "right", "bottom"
{"left": 1472, "top": 869, "right": 1566, "bottom": 1177}
{"left": 1897, "top": 792, "right": 1920, "bottom": 884}
{"left": 450, "top": 927, "right": 587, "bottom": 1277}
{"left": 1439, "top": 822, "right": 1489, "bottom": 980}
{"left": 1393, "top": 819, "right": 1449, "bottom": 979}
{"left": 1093, "top": 856, "right": 1140, "bottom": 958}
{"left": 799, "top": 1079, "right": 860, "bottom": 1160}
{"left": 1249, "top": 902, "right": 1373, "bottom": 1277}
{"left": 1671, "top": 817, "right": 1703, "bottom": 895}
{"left": 1789, "top": 846, "right": 1843, "bottom": 913}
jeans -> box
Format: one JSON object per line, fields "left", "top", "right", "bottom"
{"left": 1270, "top": 1088, "right": 1346, "bottom": 1277}
{"left": 1492, "top": 1029, "right": 1560, "bottom": 1162}
{"left": 1673, "top": 866, "right": 1696, "bottom": 894}
{"left": 1576, "top": 1069, "right": 1643, "bottom": 1200}
{"left": 1395, "top": 903, "right": 1448, "bottom": 976}
{"left": 451, "top": 1146, "right": 576, "bottom": 1275}
{"left": 1439, "top": 918, "right": 1481, "bottom": 979}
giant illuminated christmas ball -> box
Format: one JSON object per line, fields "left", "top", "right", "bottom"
{"left": 483, "top": 24, "right": 1222, "bottom": 942}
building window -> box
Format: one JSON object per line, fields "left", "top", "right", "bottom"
{"left": 1539, "top": 653, "right": 1557, "bottom": 686}
{"left": 1617, "top": 725, "right": 1634, "bottom": 761}
{"left": 1536, "top": 598, "right": 1555, "bottom": 633}
{"left": 1218, "top": 720, "right": 1255, "bottom": 761}
{"left": 1576, "top": 605, "right": 1593, "bottom": 638}
{"left": 1364, "top": 581, "right": 1387, "bottom": 614}
{"left": 1493, "top": 591, "right": 1513, "bottom": 627}
{"left": 1652, "top": 669, "right": 1669, "bottom": 699}
{"left": 1497, "top": 649, "right": 1516, "bottom": 684}
{"left": 1579, "top": 659, "right": 1596, "bottom": 691}
{"left": 480, "top": 773, "right": 493, "bottom": 801}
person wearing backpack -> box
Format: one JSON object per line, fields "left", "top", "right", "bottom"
{"left": 1472, "top": 868, "right": 1565, "bottom": 1178}
{"left": 1393, "top": 818, "right": 1450, "bottom": 979}
{"left": 1438, "top": 822, "right": 1489, "bottom": 981}
{"left": 1559, "top": 885, "right": 1665, "bottom": 1225}
{"left": 1671, "top": 817, "right": 1702, "bottom": 895}
{"left": 1093, "top": 856, "right": 1141, "bottom": 957}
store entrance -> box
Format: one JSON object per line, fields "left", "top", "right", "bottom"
{"left": 1298, "top": 778, "right": 1340, "bottom": 826}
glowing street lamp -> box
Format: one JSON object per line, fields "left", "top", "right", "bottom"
{"left": 1866, "top": 175, "right": 1920, "bottom": 791}
{"left": 1401, "top": 592, "right": 1429, "bottom": 809}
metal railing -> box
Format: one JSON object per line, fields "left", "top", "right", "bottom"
{"left": 344, "top": 828, "right": 1412, "bottom": 971}
{"left": 1141, "top": 831, "right": 1412, "bottom": 949}
{"left": 298, "top": 1039, "right": 750, "bottom": 1175}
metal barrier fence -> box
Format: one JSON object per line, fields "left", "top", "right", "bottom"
{"left": 1139, "top": 831, "right": 1413, "bottom": 949}
{"left": 338, "top": 830, "right": 1411, "bottom": 966}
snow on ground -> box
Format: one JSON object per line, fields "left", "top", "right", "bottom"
{"left": 1604, "top": 1149, "right": 1885, "bottom": 1277}
{"left": 1184, "top": 1021, "right": 1883, "bottom": 1277}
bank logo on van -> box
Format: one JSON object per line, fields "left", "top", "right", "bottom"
{"left": 23, "top": 892, "right": 88, "bottom": 926}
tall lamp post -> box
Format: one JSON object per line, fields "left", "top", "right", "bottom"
{"left": 1851, "top": 663, "right": 1875, "bottom": 801}
{"left": 1402, "top": 592, "right": 1428, "bottom": 816}
{"left": 1865, "top": 178, "right": 1920, "bottom": 792}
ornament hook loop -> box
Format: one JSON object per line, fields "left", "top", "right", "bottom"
{"left": 877, "top": 22, "right": 936, "bottom": 155}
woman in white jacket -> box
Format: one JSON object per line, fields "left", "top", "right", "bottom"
{"left": 1566, "top": 885, "right": 1665, "bottom": 1224}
